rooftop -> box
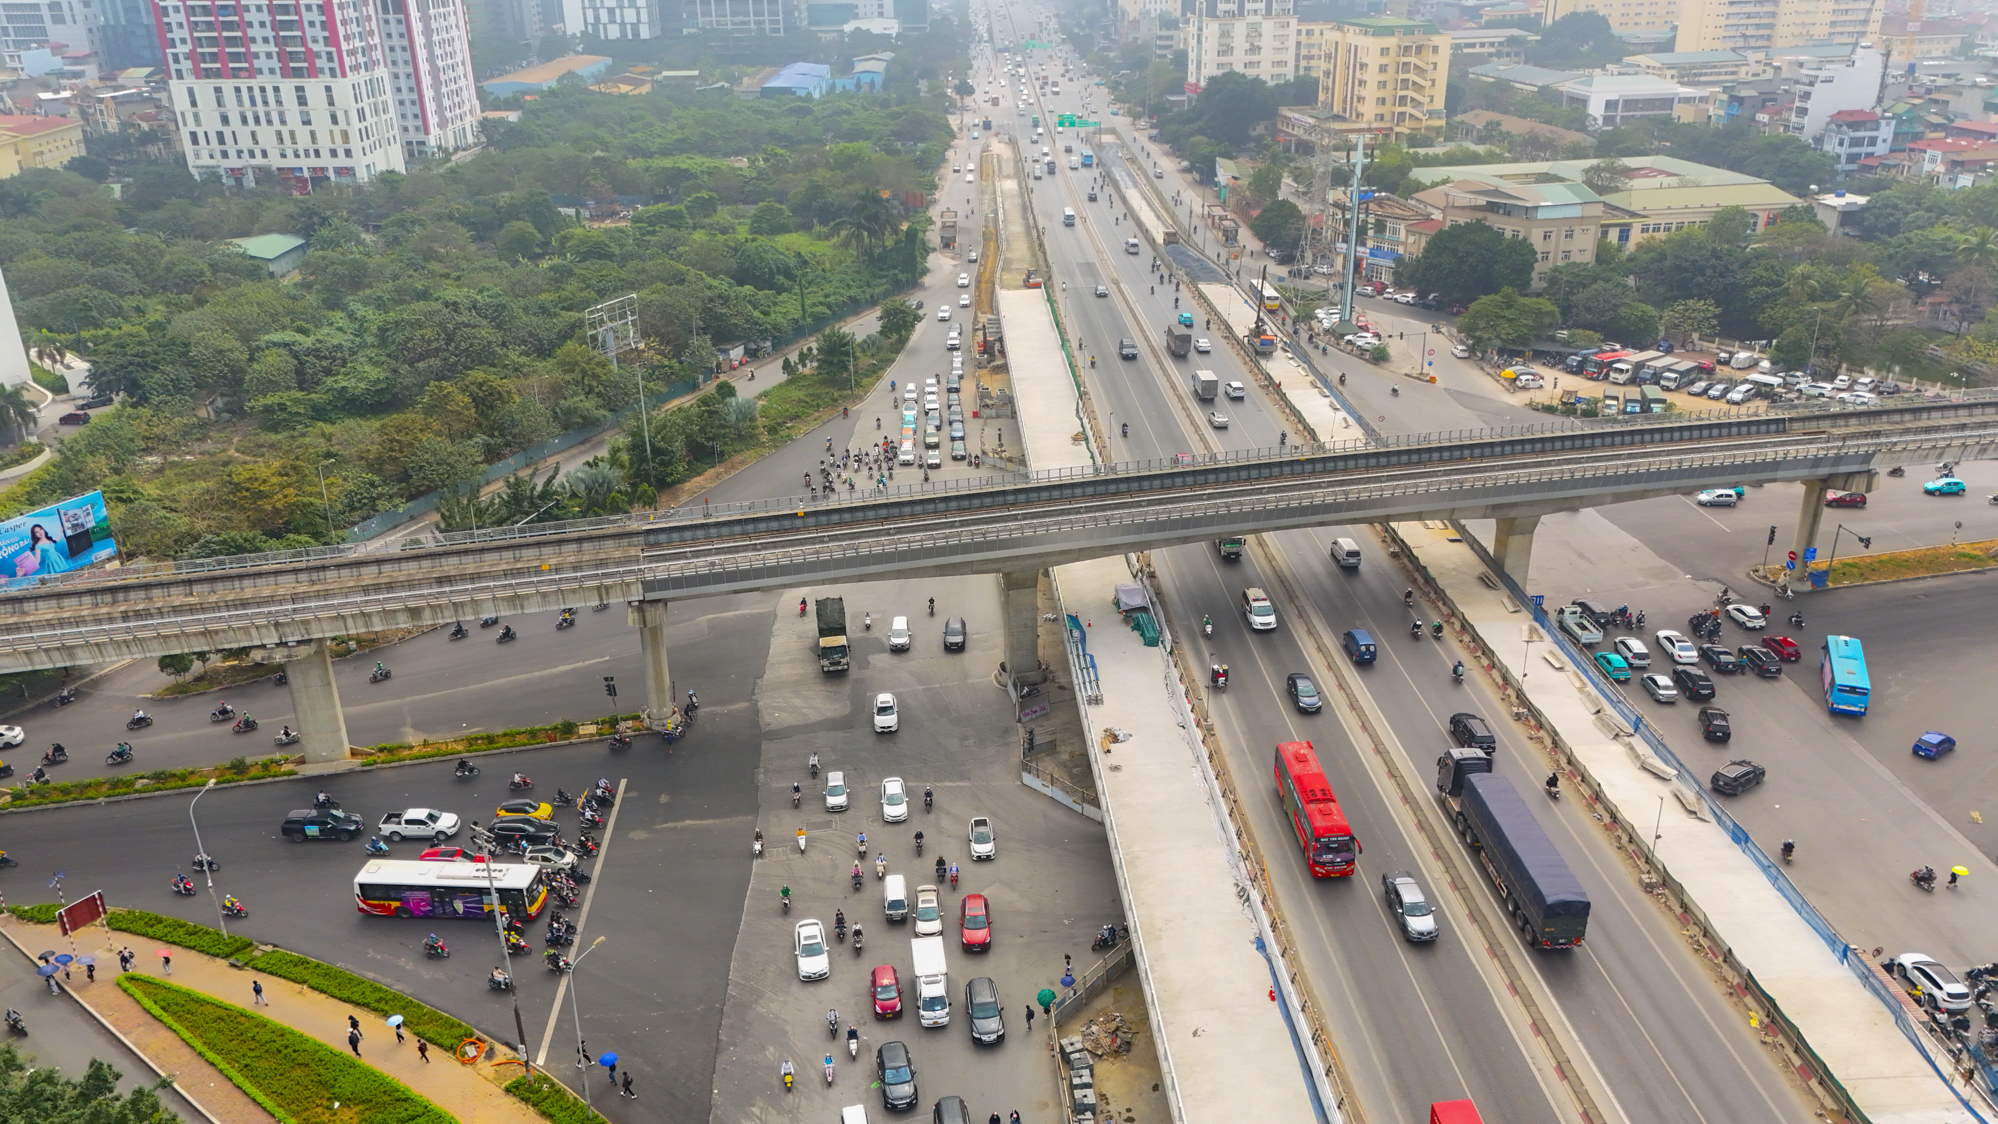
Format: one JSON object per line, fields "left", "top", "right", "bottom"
{"left": 1625, "top": 49, "right": 1747, "bottom": 64}
{"left": 1331, "top": 15, "right": 1441, "bottom": 34}
{"left": 226, "top": 233, "right": 307, "bottom": 260}
{"left": 1409, "top": 155, "right": 1801, "bottom": 212}
{"left": 0, "top": 114, "right": 77, "bottom": 137}
{"left": 1558, "top": 73, "right": 1692, "bottom": 92}
{"left": 1468, "top": 62, "right": 1586, "bottom": 86}
{"left": 481, "top": 54, "right": 611, "bottom": 88}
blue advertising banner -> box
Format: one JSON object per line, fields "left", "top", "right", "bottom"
{"left": 0, "top": 490, "right": 117, "bottom": 585}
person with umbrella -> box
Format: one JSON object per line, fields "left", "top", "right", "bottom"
{"left": 1035, "top": 987, "right": 1055, "bottom": 1017}
{"left": 388, "top": 1014, "right": 406, "bottom": 1044}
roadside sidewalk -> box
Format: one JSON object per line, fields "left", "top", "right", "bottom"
{"left": 1, "top": 919, "right": 546, "bottom": 1124}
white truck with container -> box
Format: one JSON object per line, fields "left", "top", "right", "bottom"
{"left": 911, "top": 936, "right": 950, "bottom": 1027}
{"left": 1192, "top": 370, "right": 1219, "bottom": 400}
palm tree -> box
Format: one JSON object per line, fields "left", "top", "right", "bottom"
{"left": 1955, "top": 226, "right": 1998, "bottom": 310}
{"left": 1780, "top": 265, "right": 1820, "bottom": 308}
{"left": 828, "top": 192, "right": 898, "bottom": 259}
{"left": 0, "top": 383, "right": 38, "bottom": 446}
{"left": 1828, "top": 269, "right": 1885, "bottom": 329}
{"left": 564, "top": 461, "right": 628, "bottom": 517}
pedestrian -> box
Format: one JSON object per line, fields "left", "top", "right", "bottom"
{"left": 252, "top": 979, "right": 266, "bottom": 1005}
{"left": 417, "top": 1040, "right": 430, "bottom": 1064}
{"left": 1064, "top": 952, "right": 1072, "bottom": 971}
{"left": 1011, "top": 1113, "right": 1022, "bottom": 1124}
{"left": 621, "top": 1073, "right": 635, "bottom": 1099}
{"left": 348, "top": 1027, "right": 363, "bottom": 1056}
{"left": 348, "top": 1013, "right": 361, "bottom": 1033}
{"left": 85, "top": 962, "right": 94, "bottom": 982}
{"left": 1951, "top": 869, "right": 1962, "bottom": 889}
{"left": 1025, "top": 1005, "right": 1035, "bottom": 1031}
{"left": 395, "top": 1022, "right": 406, "bottom": 1044}
{"left": 119, "top": 948, "right": 133, "bottom": 973}
{"left": 160, "top": 952, "right": 171, "bottom": 975}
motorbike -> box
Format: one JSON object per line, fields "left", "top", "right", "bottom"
{"left": 1210, "top": 664, "right": 1228, "bottom": 690}
{"left": 1913, "top": 866, "right": 1938, "bottom": 893}
{"left": 557, "top": 614, "right": 576, "bottom": 631}
{"left": 1202, "top": 616, "right": 1212, "bottom": 637}
{"left": 313, "top": 793, "right": 340, "bottom": 810}
{"left": 479, "top": 616, "right": 500, "bottom": 628}
{"left": 365, "top": 837, "right": 390, "bottom": 856}
{"left": 454, "top": 760, "right": 480, "bottom": 778}
{"left": 783, "top": 1066, "right": 795, "bottom": 1092}
{"left": 1091, "top": 926, "right": 1119, "bottom": 952}
{"left": 505, "top": 932, "right": 532, "bottom": 955}
{"left": 221, "top": 896, "right": 247, "bottom": 918}
{"left": 497, "top": 627, "right": 517, "bottom": 643}
{"left": 1452, "top": 663, "right": 1465, "bottom": 684}
{"left": 809, "top": 753, "right": 820, "bottom": 779}
{"left": 1781, "top": 840, "right": 1795, "bottom": 864}
{"left": 544, "top": 950, "right": 571, "bottom": 973}
{"left": 914, "top": 833, "right": 925, "bottom": 856}
{"left": 105, "top": 745, "right": 134, "bottom": 766}
{"left": 488, "top": 973, "right": 513, "bottom": 991}
{"left": 875, "top": 855, "right": 888, "bottom": 879}
{"left": 125, "top": 714, "right": 153, "bottom": 730}
{"left": 753, "top": 832, "right": 764, "bottom": 858}
{"left": 369, "top": 667, "right": 392, "bottom": 683}
{"left": 1545, "top": 773, "right": 1561, "bottom": 800}
{"left": 41, "top": 745, "right": 66, "bottom": 765}
{"left": 851, "top": 928, "right": 863, "bottom": 953}
{"left": 1888, "top": 466, "right": 1906, "bottom": 477}
{"left": 573, "top": 834, "right": 599, "bottom": 857}
{"left": 591, "top": 780, "right": 615, "bottom": 804}
{"left": 1410, "top": 621, "right": 1423, "bottom": 639}
{"left": 579, "top": 808, "right": 605, "bottom": 830}
{"left": 231, "top": 717, "right": 259, "bottom": 734}
{"left": 847, "top": 1028, "right": 859, "bottom": 1058}
{"left": 1431, "top": 620, "right": 1444, "bottom": 638}
{"left": 852, "top": 869, "right": 865, "bottom": 892}
{"left": 192, "top": 852, "right": 219, "bottom": 871}
{"left": 824, "top": 1056, "right": 835, "bottom": 1086}
{"left": 273, "top": 731, "right": 301, "bottom": 747}
{"left": 863, "top": 612, "right": 872, "bottom": 631}
{"left": 171, "top": 876, "right": 196, "bottom": 897}
{"left": 826, "top": 1009, "right": 840, "bottom": 1038}
{"left": 209, "top": 704, "right": 235, "bottom": 722}
{"left": 1788, "top": 612, "right": 1806, "bottom": 628}
{"left": 0, "top": 853, "right": 14, "bottom": 867}
{"left": 449, "top": 623, "right": 468, "bottom": 640}
{"left": 508, "top": 775, "right": 535, "bottom": 791}
{"left": 0, "top": 764, "right": 11, "bottom": 779}
{"left": 4, "top": 1010, "right": 25, "bottom": 1036}
{"left": 607, "top": 733, "right": 632, "bottom": 750}
{"left": 270, "top": 671, "right": 288, "bottom": 686}
{"left": 798, "top": 829, "right": 808, "bottom": 854}
{"left": 52, "top": 688, "right": 75, "bottom": 707}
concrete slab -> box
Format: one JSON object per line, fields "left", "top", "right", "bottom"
{"left": 995, "top": 288, "right": 1092, "bottom": 474}
{"left": 1396, "top": 520, "right": 1978, "bottom": 1124}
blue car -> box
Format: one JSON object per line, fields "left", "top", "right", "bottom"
{"left": 1593, "top": 651, "right": 1632, "bottom": 681}
{"left": 1924, "top": 477, "right": 1967, "bottom": 496}
{"left": 1913, "top": 732, "right": 1956, "bottom": 760}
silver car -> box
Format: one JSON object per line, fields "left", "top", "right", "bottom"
{"left": 1381, "top": 871, "right": 1438, "bottom": 941}
{"left": 968, "top": 816, "right": 996, "bottom": 860}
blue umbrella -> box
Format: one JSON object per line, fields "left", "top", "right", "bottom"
{"left": 52, "top": 953, "right": 73, "bottom": 965}
{"left": 598, "top": 1052, "right": 618, "bottom": 1070}
{"left": 386, "top": 1014, "right": 405, "bottom": 1027}
{"left": 34, "top": 964, "right": 57, "bottom": 977}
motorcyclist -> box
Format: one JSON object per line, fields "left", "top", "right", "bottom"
{"left": 1121, "top": 422, "right": 1128, "bottom": 437}
{"left": 923, "top": 786, "right": 933, "bottom": 810}
{"left": 1403, "top": 588, "right": 1414, "bottom": 606}
{"left": 223, "top": 894, "right": 242, "bottom": 912}
{"left": 948, "top": 861, "right": 959, "bottom": 887}
{"left": 491, "top": 967, "right": 510, "bottom": 987}
{"left": 316, "top": 790, "right": 332, "bottom": 807}
{"left": 455, "top": 758, "right": 475, "bottom": 775}
{"left": 1781, "top": 839, "right": 1795, "bottom": 861}
{"left": 1915, "top": 865, "right": 1937, "bottom": 887}
{"left": 1410, "top": 620, "right": 1423, "bottom": 638}
{"left": 914, "top": 829, "right": 925, "bottom": 850}
{"left": 512, "top": 773, "right": 529, "bottom": 788}
{"left": 132, "top": 708, "right": 148, "bottom": 724}
{"left": 1545, "top": 771, "right": 1561, "bottom": 795}
{"left": 374, "top": 661, "right": 385, "bottom": 674}
{"left": 281, "top": 726, "right": 293, "bottom": 740}
{"left": 1452, "top": 661, "right": 1464, "bottom": 681}
{"left": 29, "top": 766, "right": 46, "bottom": 783}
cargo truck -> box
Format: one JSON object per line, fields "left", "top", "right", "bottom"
{"left": 1192, "top": 370, "right": 1218, "bottom": 400}
{"left": 1435, "top": 749, "right": 1590, "bottom": 949}
{"left": 815, "top": 597, "right": 850, "bottom": 672}
{"left": 1216, "top": 536, "right": 1245, "bottom": 560}
{"left": 1164, "top": 324, "right": 1191, "bottom": 357}
{"left": 912, "top": 936, "right": 950, "bottom": 1027}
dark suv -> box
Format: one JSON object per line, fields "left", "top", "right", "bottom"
{"left": 1570, "top": 598, "right": 1612, "bottom": 629}
{"left": 1448, "top": 712, "right": 1496, "bottom": 753}
{"left": 1738, "top": 646, "right": 1782, "bottom": 677}
{"left": 281, "top": 808, "right": 364, "bottom": 842}
{"left": 1672, "top": 666, "right": 1715, "bottom": 701}
{"left": 1698, "top": 706, "right": 1732, "bottom": 741}
{"left": 876, "top": 1041, "right": 918, "bottom": 1110}
{"left": 1118, "top": 338, "right": 1137, "bottom": 359}
{"left": 1710, "top": 759, "right": 1765, "bottom": 796}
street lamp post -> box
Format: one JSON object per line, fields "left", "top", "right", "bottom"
{"left": 481, "top": 838, "right": 533, "bottom": 1079}
{"left": 567, "top": 935, "right": 607, "bottom": 1073}
{"left": 189, "top": 779, "right": 225, "bottom": 935}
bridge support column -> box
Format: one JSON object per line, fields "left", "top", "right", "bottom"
{"left": 1001, "top": 569, "right": 1046, "bottom": 689}
{"left": 630, "top": 601, "right": 673, "bottom": 729}
{"left": 1491, "top": 516, "right": 1540, "bottom": 584}
{"left": 1791, "top": 479, "right": 1828, "bottom": 585}
{"left": 285, "top": 640, "right": 350, "bottom": 764}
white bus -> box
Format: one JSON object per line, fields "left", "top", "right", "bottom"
{"left": 354, "top": 858, "right": 549, "bottom": 921}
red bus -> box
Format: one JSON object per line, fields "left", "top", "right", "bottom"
{"left": 1581, "top": 349, "right": 1632, "bottom": 378}
{"left": 1273, "top": 741, "right": 1359, "bottom": 877}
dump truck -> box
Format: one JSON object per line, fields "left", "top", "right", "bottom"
{"left": 1192, "top": 369, "right": 1219, "bottom": 400}
{"left": 815, "top": 597, "right": 850, "bottom": 672}
{"left": 1164, "top": 323, "right": 1191, "bottom": 357}
{"left": 1435, "top": 749, "right": 1589, "bottom": 949}
{"left": 1216, "top": 536, "right": 1245, "bottom": 560}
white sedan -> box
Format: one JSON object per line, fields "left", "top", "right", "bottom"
{"left": 0, "top": 724, "right": 23, "bottom": 749}
{"left": 1224, "top": 381, "right": 1246, "bottom": 400}
{"left": 873, "top": 693, "right": 899, "bottom": 734}
{"left": 1695, "top": 489, "right": 1737, "bottom": 506}
{"left": 794, "top": 919, "right": 830, "bottom": 981}
{"left": 1208, "top": 412, "right": 1229, "bottom": 429}
{"left": 913, "top": 884, "right": 943, "bottom": 937}
{"left": 968, "top": 815, "right": 996, "bottom": 860}
{"left": 1725, "top": 604, "right": 1767, "bottom": 629}
{"left": 965, "top": 173, "right": 975, "bottom": 183}
{"left": 937, "top": 307, "right": 952, "bottom": 321}
{"left": 1193, "top": 338, "right": 1211, "bottom": 353}
{"left": 1655, "top": 629, "right": 1700, "bottom": 665}
{"left": 881, "top": 776, "right": 909, "bottom": 823}
{"left": 958, "top": 293, "right": 971, "bottom": 307}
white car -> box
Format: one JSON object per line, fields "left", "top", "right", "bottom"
{"left": 965, "top": 173, "right": 974, "bottom": 183}
{"left": 881, "top": 776, "right": 909, "bottom": 823}
{"left": 937, "top": 307, "right": 952, "bottom": 321}
{"left": 1695, "top": 489, "right": 1737, "bottom": 506}
{"left": 1224, "top": 381, "right": 1245, "bottom": 400}
{"left": 887, "top": 615, "right": 912, "bottom": 651}
{"left": 1452, "top": 344, "right": 1471, "bottom": 359}
{"left": 1725, "top": 604, "right": 1767, "bottom": 629}
{"left": 794, "top": 919, "right": 831, "bottom": 981}
{"left": 520, "top": 845, "right": 579, "bottom": 872}
{"left": 1208, "top": 412, "right": 1229, "bottom": 428}
{"left": 378, "top": 808, "right": 461, "bottom": 841}
{"left": 1655, "top": 629, "right": 1699, "bottom": 665}
{"left": 873, "top": 693, "right": 899, "bottom": 733}
{"left": 824, "top": 770, "right": 850, "bottom": 812}
{"left": 1614, "top": 636, "right": 1651, "bottom": 668}
{"left": 0, "top": 724, "right": 23, "bottom": 749}
{"left": 912, "top": 884, "right": 943, "bottom": 936}
{"left": 958, "top": 293, "right": 971, "bottom": 307}
{"left": 1193, "top": 338, "right": 1211, "bottom": 353}
{"left": 968, "top": 816, "right": 996, "bottom": 860}
{"left": 1836, "top": 391, "right": 1877, "bottom": 406}
{"left": 957, "top": 273, "right": 971, "bottom": 287}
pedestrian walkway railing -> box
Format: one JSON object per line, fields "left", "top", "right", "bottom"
{"left": 1050, "top": 945, "right": 1134, "bottom": 1025}
{"left": 1019, "top": 759, "right": 1100, "bottom": 820}
{"left": 1443, "top": 520, "right": 1996, "bottom": 1122}
{"left": 1065, "top": 613, "right": 1103, "bottom": 704}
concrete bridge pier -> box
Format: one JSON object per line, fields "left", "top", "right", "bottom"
{"left": 1491, "top": 515, "right": 1540, "bottom": 584}
{"left": 630, "top": 601, "right": 673, "bottom": 729}
{"left": 1000, "top": 569, "right": 1047, "bottom": 689}
{"left": 255, "top": 640, "right": 350, "bottom": 763}
{"left": 1790, "top": 478, "right": 1829, "bottom": 584}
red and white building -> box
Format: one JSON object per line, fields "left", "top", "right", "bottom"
{"left": 154, "top": 0, "right": 478, "bottom": 187}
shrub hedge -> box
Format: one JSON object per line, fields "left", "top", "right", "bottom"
{"left": 2, "top": 764, "right": 295, "bottom": 811}
{"left": 106, "top": 908, "right": 257, "bottom": 961}
{"left": 506, "top": 1073, "right": 605, "bottom": 1124}
{"left": 122, "top": 975, "right": 454, "bottom": 1124}
{"left": 5, "top": 904, "right": 56, "bottom": 924}
{"left": 245, "top": 949, "right": 476, "bottom": 1047}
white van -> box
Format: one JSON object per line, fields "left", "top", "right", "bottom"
{"left": 883, "top": 873, "right": 908, "bottom": 921}
{"left": 1124, "top": 238, "right": 1140, "bottom": 254}
{"left": 1729, "top": 352, "right": 1759, "bottom": 370}
{"left": 1743, "top": 372, "right": 1784, "bottom": 394}
{"left": 1330, "top": 537, "right": 1362, "bottom": 568}
{"left": 841, "top": 1106, "right": 870, "bottom": 1124}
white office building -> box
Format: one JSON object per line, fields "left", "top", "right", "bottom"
{"left": 1186, "top": 0, "right": 1294, "bottom": 95}
{"left": 156, "top": 0, "right": 480, "bottom": 186}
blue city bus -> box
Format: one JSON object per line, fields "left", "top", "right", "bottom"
{"left": 1820, "top": 635, "right": 1871, "bottom": 716}
{"left": 1081, "top": 150, "right": 1095, "bottom": 167}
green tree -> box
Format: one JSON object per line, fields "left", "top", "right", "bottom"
{"left": 878, "top": 297, "right": 922, "bottom": 340}
{"left": 1458, "top": 288, "right": 1561, "bottom": 348}
{"left": 1398, "top": 221, "right": 1537, "bottom": 303}
{"left": 748, "top": 201, "right": 793, "bottom": 236}
{"left": 0, "top": 383, "right": 37, "bottom": 444}
{"left": 1606, "top": 301, "right": 1660, "bottom": 345}
{"left": 495, "top": 220, "right": 541, "bottom": 259}
{"left": 954, "top": 79, "right": 975, "bottom": 97}
{"left": 1659, "top": 298, "right": 1719, "bottom": 345}
{"left": 1581, "top": 158, "right": 1630, "bottom": 195}
{"left": 157, "top": 652, "right": 195, "bottom": 679}
{"left": 1248, "top": 161, "right": 1285, "bottom": 204}
{"left": 813, "top": 326, "right": 858, "bottom": 386}
{"left": 1249, "top": 199, "right": 1306, "bottom": 254}
{"left": 1524, "top": 11, "right": 1623, "bottom": 69}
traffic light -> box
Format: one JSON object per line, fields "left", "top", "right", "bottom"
{"left": 603, "top": 676, "right": 617, "bottom": 699}
{"left": 1858, "top": 535, "right": 1872, "bottom": 549}
{"left": 1767, "top": 525, "right": 1777, "bottom": 545}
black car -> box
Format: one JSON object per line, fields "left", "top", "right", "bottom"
{"left": 1570, "top": 598, "right": 1612, "bottom": 629}
{"left": 1698, "top": 645, "right": 1742, "bottom": 674}
{"left": 281, "top": 808, "right": 364, "bottom": 842}
{"left": 933, "top": 1095, "right": 971, "bottom": 1124}
{"left": 1710, "top": 759, "right": 1765, "bottom": 796}
{"left": 1448, "top": 712, "right": 1496, "bottom": 753}
{"left": 78, "top": 393, "right": 114, "bottom": 409}
{"left": 964, "top": 976, "right": 1004, "bottom": 1044}
{"left": 942, "top": 616, "right": 967, "bottom": 652}
{"left": 483, "top": 818, "right": 560, "bottom": 846}
{"left": 1118, "top": 338, "right": 1137, "bottom": 359}
{"left": 1698, "top": 706, "right": 1732, "bottom": 742}
{"left": 877, "top": 1040, "right": 919, "bottom": 1109}
{"left": 1285, "top": 673, "right": 1322, "bottom": 713}
{"left": 1672, "top": 666, "right": 1715, "bottom": 701}
{"left": 1738, "top": 646, "right": 1782, "bottom": 677}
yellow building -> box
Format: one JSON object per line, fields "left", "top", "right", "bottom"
{"left": 0, "top": 115, "right": 85, "bottom": 179}
{"left": 1673, "top": 0, "right": 1880, "bottom": 52}
{"left": 1312, "top": 16, "right": 1449, "bottom": 143}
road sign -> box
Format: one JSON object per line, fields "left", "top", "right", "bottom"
{"left": 1785, "top": 559, "right": 1797, "bottom": 570}
{"left": 1427, "top": 349, "right": 1435, "bottom": 356}
{"left": 1788, "top": 550, "right": 1798, "bottom": 562}
{"left": 1804, "top": 546, "right": 1818, "bottom": 562}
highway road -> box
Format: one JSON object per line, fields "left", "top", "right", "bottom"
{"left": 0, "top": 957, "right": 204, "bottom": 1120}
{"left": 988, "top": 6, "right": 1819, "bottom": 1120}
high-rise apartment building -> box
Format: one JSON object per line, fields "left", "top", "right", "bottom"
{"left": 1674, "top": 0, "right": 1881, "bottom": 52}
{"left": 1186, "top": 0, "right": 1293, "bottom": 94}
{"left": 1547, "top": 0, "right": 1676, "bottom": 34}
{"left": 562, "top": 0, "right": 664, "bottom": 39}
{"left": 1312, "top": 17, "right": 1447, "bottom": 142}
{"left": 155, "top": 0, "right": 480, "bottom": 186}
{"left": 685, "top": 0, "right": 787, "bottom": 35}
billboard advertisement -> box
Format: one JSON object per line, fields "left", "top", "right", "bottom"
{"left": 0, "top": 490, "right": 117, "bottom": 585}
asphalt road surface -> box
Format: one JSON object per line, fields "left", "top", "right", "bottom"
{"left": 0, "top": 964, "right": 203, "bottom": 1120}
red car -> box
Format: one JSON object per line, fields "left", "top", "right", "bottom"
{"left": 960, "top": 893, "right": 992, "bottom": 952}
{"left": 417, "top": 846, "right": 487, "bottom": 863}
{"left": 1825, "top": 491, "right": 1867, "bottom": 508}
{"left": 870, "top": 964, "right": 902, "bottom": 1018}
{"left": 1446, "top": 303, "right": 1468, "bottom": 316}
{"left": 1764, "top": 636, "right": 1802, "bottom": 661}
